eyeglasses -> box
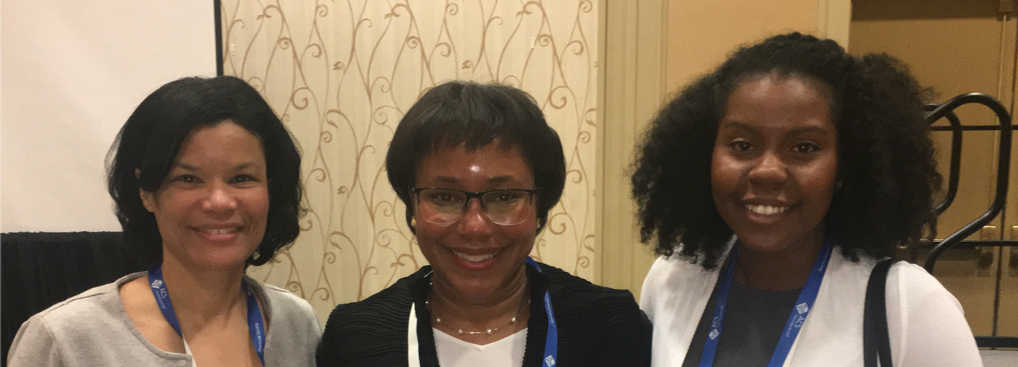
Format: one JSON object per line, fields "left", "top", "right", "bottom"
{"left": 411, "top": 187, "right": 538, "bottom": 225}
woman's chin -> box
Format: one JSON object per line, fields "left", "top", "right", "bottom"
{"left": 165, "top": 250, "right": 254, "bottom": 273}
{"left": 442, "top": 276, "right": 503, "bottom": 297}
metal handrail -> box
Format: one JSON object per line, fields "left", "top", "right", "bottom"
{"left": 922, "top": 106, "right": 962, "bottom": 217}
{"left": 919, "top": 92, "right": 1014, "bottom": 349}
{"left": 923, "top": 93, "right": 1012, "bottom": 273}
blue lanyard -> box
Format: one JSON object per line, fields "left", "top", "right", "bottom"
{"left": 524, "top": 257, "right": 559, "bottom": 367}
{"left": 148, "top": 263, "right": 267, "bottom": 366}
{"left": 698, "top": 238, "right": 834, "bottom": 367}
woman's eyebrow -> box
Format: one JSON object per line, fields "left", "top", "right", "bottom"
{"left": 720, "top": 121, "right": 830, "bottom": 136}
{"left": 787, "top": 125, "right": 831, "bottom": 136}
{"left": 487, "top": 176, "right": 517, "bottom": 185}
{"left": 232, "top": 162, "right": 263, "bottom": 170}
{"left": 431, "top": 176, "right": 461, "bottom": 185}
{"left": 171, "top": 162, "right": 200, "bottom": 171}
{"left": 718, "top": 121, "right": 757, "bottom": 133}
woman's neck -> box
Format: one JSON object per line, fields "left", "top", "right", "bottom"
{"left": 428, "top": 265, "right": 530, "bottom": 333}
{"left": 733, "top": 229, "right": 826, "bottom": 291}
{"left": 159, "top": 256, "right": 247, "bottom": 326}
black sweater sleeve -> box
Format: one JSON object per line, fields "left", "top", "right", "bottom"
{"left": 316, "top": 279, "right": 414, "bottom": 367}
{"left": 537, "top": 264, "right": 653, "bottom": 367}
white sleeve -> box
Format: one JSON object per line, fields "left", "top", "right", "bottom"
{"left": 886, "top": 262, "right": 983, "bottom": 367}
{"left": 640, "top": 256, "right": 668, "bottom": 320}
{"left": 7, "top": 316, "right": 65, "bottom": 367}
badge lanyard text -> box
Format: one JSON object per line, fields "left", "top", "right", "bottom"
{"left": 148, "top": 263, "right": 266, "bottom": 366}
{"left": 524, "top": 257, "right": 559, "bottom": 367}
{"left": 698, "top": 238, "right": 834, "bottom": 367}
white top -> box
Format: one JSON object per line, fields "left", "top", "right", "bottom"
{"left": 434, "top": 328, "right": 528, "bottom": 367}
{"left": 640, "top": 246, "right": 983, "bottom": 367}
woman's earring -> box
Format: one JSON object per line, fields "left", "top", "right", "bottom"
{"left": 411, "top": 217, "right": 417, "bottom": 228}
{"left": 250, "top": 250, "right": 261, "bottom": 261}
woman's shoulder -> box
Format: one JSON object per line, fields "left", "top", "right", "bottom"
{"left": 829, "top": 253, "right": 959, "bottom": 302}
{"left": 249, "top": 278, "right": 316, "bottom": 313}
{"left": 537, "top": 262, "right": 650, "bottom": 328}
{"left": 27, "top": 272, "right": 142, "bottom": 329}
{"left": 317, "top": 272, "right": 420, "bottom": 365}
{"left": 322, "top": 270, "right": 418, "bottom": 330}
{"left": 244, "top": 280, "right": 321, "bottom": 366}
{"left": 539, "top": 262, "right": 637, "bottom": 305}
{"left": 536, "top": 262, "right": 652, "bottom": 365}
{"left": 643, "top": 253, "right": 713, "bottom": 286}
{"left": 640, "top": 254, "right": 718, "bottom": 308}
{"left": 7, "top": 273, "right": 145, "bottom": 365}
{"left": 888, "top": 260, "right": 949, "bottom": 290}
{"left": 885, "top": 260, "right": 964, "bottom": 310}
{"left": 883, "top": 261, "right": 981, "bottom": 365}
{"left": 246, "top": 278, "right": 322, "bottom": 334}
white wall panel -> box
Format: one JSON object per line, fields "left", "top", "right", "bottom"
{"left": 1, "top": 0, "right": 217, "bottom": 231}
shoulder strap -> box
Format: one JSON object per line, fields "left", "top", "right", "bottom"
{"left": 864, "top": 259, "right": 894, "bottom": 367}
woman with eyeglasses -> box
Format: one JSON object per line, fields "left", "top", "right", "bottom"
{"left": 316, "top": 81, "right": 652, "bottom": 367}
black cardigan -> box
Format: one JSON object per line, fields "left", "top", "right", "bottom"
{"left": 316, "top": 262, "right": 652, "bottom": 367}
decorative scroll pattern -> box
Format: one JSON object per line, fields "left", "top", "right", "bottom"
{"left": 222, "top": 0, "right": 598, "bottom": 321}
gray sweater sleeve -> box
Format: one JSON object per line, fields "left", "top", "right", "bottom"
{"left": 7, "top": 315, "right": 64, "bottom": 367}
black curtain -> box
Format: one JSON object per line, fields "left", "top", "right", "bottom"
{"left": 1, "top": 232, "right": 157, "bottom": 365}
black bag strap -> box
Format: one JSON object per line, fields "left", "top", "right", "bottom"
{"left": 864, "top": 259, "right": 895, "bottom": 367}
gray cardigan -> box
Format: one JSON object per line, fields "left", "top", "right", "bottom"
{"left": 7, "top": 272, "right": 321, "bottom": 367}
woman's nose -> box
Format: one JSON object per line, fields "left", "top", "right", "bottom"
{"left": 747, "top": 151, "right": 788, "bottom": 187}
{"left": 202, "top": 184, "right": 238, "bottom": 213}
{"left": 457, "top": 198, "right": 494, "bottom": 236}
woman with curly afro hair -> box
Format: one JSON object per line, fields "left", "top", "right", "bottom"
{"left": 634, "top": 33, "right": 980, "bottom": 367}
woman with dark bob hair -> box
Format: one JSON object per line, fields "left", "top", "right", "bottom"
{"left": 317, "top": 80, "right": 652, "bottom": 367}
{"left": 7, "top": 76, "right": 321, "bottom": 366}
{"left": 634, "top": 33, "right": 980, "bottom": 366}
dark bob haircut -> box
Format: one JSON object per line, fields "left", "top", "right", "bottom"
{"left": 632, "top": 32, "right": 941, "bottom": 269}
{"left": 386, "top": 81, "right": 566, "bottom": 232}
{"left": 107, "top": 76, "right": 303, "bottom": 266}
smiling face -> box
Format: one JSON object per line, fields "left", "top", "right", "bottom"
{"left": 711, "top": 73, "right": 838, "bottom": 257}
{"left": 140, "top": 121, "right": 269, "bottom": 272}
{"left": 414, "top": 142, "right": 537, "bottom": 301}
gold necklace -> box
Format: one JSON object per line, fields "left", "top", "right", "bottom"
{"left": 426, "top": 282, "right": 529, "bottom": 336}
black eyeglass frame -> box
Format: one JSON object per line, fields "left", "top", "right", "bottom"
{"left": 410, "top": 187, "right": 540, "bottom": 215}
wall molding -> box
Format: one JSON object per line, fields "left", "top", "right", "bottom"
{"left": 595, "top": 0, "right": 668, "bottom": 297}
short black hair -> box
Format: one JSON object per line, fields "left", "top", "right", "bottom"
{"left": 632, "top": 32, "right": 941, "bottom": 269}
{"left": 386, "top": 81, "right": 566, "bottom": 232}
{"left": 106, "top": 76, "right": 304, "bottom": 266}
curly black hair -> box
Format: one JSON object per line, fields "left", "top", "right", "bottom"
{"left": 631, "top": 32, "right": 941, "bottom": 269}
{"left": 107, "top": 76, "right": 304, "bottom": 266}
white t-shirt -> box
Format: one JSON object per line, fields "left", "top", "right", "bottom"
{"left": 433, "top": 328, "right": 527, "bottom": 367}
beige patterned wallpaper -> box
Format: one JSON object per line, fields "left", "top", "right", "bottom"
{"left": 221, "top": 0, "right": 599, "bottom": 321}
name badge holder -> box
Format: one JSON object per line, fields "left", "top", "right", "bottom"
{"left": 148, "top": 263, "right": 266, "bottom": 366}
{"left": 698, "top": 238, "right": 834, "bottom": 367}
